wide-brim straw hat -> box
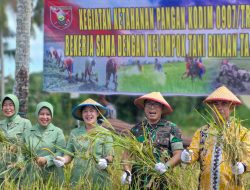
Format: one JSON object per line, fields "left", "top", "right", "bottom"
{"left": 72, "top": 98, "right": 107, "bottom": 121}
{"left": 134, "top": 92, "right": 173, "bottom": 115}
{"left": 204, "top": 85, "right": 241, "bottom": 105}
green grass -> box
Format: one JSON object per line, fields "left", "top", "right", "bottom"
{"left": 118, "top": 62, "right": 210, "bottom": 94}
{"left": 118, "top": 57, "right": 250, "bottom": 94}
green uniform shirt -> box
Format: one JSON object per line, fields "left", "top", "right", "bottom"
{"left": 0, "top": 114, "right": 32, "bottom": 179}
{"left": 22, "top": 123, "right": 66, "bottom": 183}
{"left": 66, "top": 125, "right": 114, "bottom": 188}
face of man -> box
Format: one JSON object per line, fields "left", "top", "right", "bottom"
{"left": 211, "top": 101, "right": 232, "bottom": 122}
{"left": 144, "top": 100, "right": 163, "bottom": 124}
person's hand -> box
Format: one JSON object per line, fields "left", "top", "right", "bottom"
{"left": 7, "top": 161, "right": 25, "bottom": 170}
{"left": 53, "top": 156, "right": 65, "bottom": 167}
{"left": 7, "top": 163, "right": 16, "bottom": 169}
{"left": 97, "top": 158, "right": 108, "bottom": 170}
{"left": 181, "top": 149, "right": 192, "bottom": 163}
{"left": 9, "top": 145, "right": 17, "bottom": 153}
{"left": 121, "top": 170, "right": 132, "bottom": 185}
{"left": 154, "top": 162, "right": 170, "bottom": 174}
{"left": 36, "top": 157, "right": 47, "bottom": 167}
{"left": 232, "top": 162, "right": 245, "bottom": 175}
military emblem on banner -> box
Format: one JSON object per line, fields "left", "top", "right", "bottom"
{"left": 50, "top": 6, "right": 72, "bottom": 30}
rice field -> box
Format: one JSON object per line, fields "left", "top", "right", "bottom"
{"left": 1, "top": 120, "right": 250, "bottom": 190}
{"left": 118, "top": 61, "right": 211, "bottom": 95}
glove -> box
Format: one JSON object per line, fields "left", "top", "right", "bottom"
{"left": 232, "top": 162, "right": 245, "bottom": 175}
{"left": 154, "top": 162, "right": 170, "bottom": 174}
{"left": 121, "top": 170, "right": 132, "bottom": 185}
{"left": 53, "top": 156, "right": 65, "bottom": 167}
{"left": 181, "top": 149, "right": 192, "bottom": 163}
{"left": 97, "top": 158, "right": 108, "bottom": 170}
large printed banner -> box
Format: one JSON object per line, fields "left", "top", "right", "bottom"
{"left": 44, "top": 0, "right": 250, "bottom": 95}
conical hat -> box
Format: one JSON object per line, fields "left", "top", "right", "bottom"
{"left": 134, "top": 92, "right": 173, "bottom": 115}
{"left": 72, "top": 98, "right": 106, "bottom": 121}
{"left": 204, "top": 86, "right": 241, "bottom": 105}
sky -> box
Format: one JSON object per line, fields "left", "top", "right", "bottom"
{"left": 4, "top": 6, "right": 43, "bottom": 77}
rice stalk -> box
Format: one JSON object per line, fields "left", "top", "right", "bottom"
{"left": 199, "top": 105, "right": 246, "bottom": 186}
{"left": 41, "top": 148, "right": 56, "bottom": 157}
{"left": 83, "top": 123, "right": 197, "bottom": 189}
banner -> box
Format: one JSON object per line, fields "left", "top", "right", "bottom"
{"left": 44, "top": 0, "right": 250, "bottom": 95}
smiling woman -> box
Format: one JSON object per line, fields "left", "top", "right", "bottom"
{"left": 38, "top": 107, "right": 52, "bottom": 127}
{"left": 0, "top": 94, "right": 32, "bottom": 184}
{"left": 21, "top": 101, "right": 66, "bottom": 186}
{"left": 53, "top": 98, "right": 114, "bottom": 189}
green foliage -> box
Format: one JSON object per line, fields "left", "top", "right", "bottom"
{"left": 1, "top": 117, "right": 250, "bottom": 189}
{"left": 118, "top": 62, "right": 210, "bottom": 93}
{"left": 1, "top": 72, "right": 250, "bottom": 135}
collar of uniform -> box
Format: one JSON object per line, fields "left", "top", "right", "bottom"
{"left": 77, "top": 125, "right": 87, "bottom": 132}
{"left": 0, "top": 119, "right": 5, "bottom": 125}
{"left": 32, "top": 123, "right": 55, "bottom": 132}
{"left": 0, "top": 115, "right": 23, "bottom": 131}
{"left": 10, "top": 115, "right": 22, "bottom": 124}
{"left": 144, "top": 118, "right": 165, "bottom": 128}
{"left": 1, "top": 115, "right": 22, "bottom": 124}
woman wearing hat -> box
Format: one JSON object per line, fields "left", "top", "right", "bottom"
{"left": 121, "top": 92, "right": 184, "bottom": 189}
{"left": 0, "top": 94, "right": 32, "bottom": 183}
{"left": 181, "top": 86, "right": 250, "bottom": 190}
{"left": 53, "top": 98, "right": 114, "bottom": 189}
{"left": 21, "top": 101, "right": 66, "bottom": 185}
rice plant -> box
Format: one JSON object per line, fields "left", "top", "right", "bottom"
{"left": 84, "top": 120, "right": 198, "bottom": 189}
{"left": 0, "top": 116, "right": 249, "bottom": 189}
{"left": 197, "top": 104, "right": 248, "bottom": 186}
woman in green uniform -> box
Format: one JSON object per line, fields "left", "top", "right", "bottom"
{"left": 22, "top": 101, "right": 66, "bottom": 185}
{"left": 0, "top": 94, "right": 32, "bottom": 184}
{"left": 53, "top": 98, "right": 114, "bottom": 189}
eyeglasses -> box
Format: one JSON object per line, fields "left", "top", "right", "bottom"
{"left": 144, "top": 102, "right": 162, "bottom": 108}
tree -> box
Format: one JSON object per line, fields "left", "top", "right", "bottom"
{"left": 14, "top": 0, "right": 32, "bottom": 117}
{"left": 0, "top": 0, "right": 15, "bottom": 99}
{"left": 0, "top": 0, "right": 45, "bottom": 115}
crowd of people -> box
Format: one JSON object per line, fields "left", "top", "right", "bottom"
{"left": 0, "top": 86, "right": 249, "bottom": 189}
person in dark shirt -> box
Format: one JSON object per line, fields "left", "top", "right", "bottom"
{"left": 121, "top": 92, "right": 183, "bottom": 189}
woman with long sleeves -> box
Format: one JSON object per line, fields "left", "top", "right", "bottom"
{"left": 22, "top": 101, "right": 66, "bottom": 185}
{"left": 0, "top": 94, "right": 32, "bottom": 184}
{"left": 54, "top": 98, "right": 114, "bottom": 189}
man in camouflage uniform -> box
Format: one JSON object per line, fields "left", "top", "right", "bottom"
{"left": 121, "top": 92, "right": 183, "bottom": 189}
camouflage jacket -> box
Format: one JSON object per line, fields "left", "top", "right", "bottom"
{"left": 131, "top": 119, "right": 183, "bottom": 162}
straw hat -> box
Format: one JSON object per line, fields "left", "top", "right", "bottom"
{"left": 134, "top": 92, "right": 173, "bottom": 115}
{"left": 72, "top": 98, "right": 106, "bottom": 121}
{"left": 204, "top": 85, "right": 241, "bottom": 105}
